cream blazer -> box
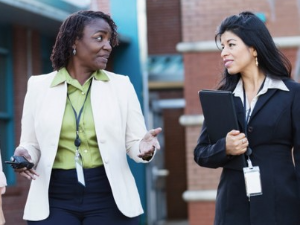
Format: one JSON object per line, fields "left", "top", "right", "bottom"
{"left": 19, "top": 70, "right": 150, "bottom": 220}
{"left": 0, "top": 154, "right": 6, "bottom": 192}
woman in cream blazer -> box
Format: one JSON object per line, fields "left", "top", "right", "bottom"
{"left": 13, "top": 10, "right": 161, "bottom": 225}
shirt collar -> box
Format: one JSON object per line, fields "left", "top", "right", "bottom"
{"left": 50, "top": 68, "right": 110, "bottom": 87}
{"left": 233, "top": 75, "right": 289, "bottom": 99}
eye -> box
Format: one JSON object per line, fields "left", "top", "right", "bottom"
{"left": 229, "top": 43, "right": 235, "bottom": 47}
{"left": 96, "top": 36, "right": 103, "bottom": 41}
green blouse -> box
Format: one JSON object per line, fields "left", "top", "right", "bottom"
{"left": 50, "top": 68, "right": 109, "bottom": 169}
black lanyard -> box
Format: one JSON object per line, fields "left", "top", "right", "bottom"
{"left": 242, "top": 77, "right": 266, "bottom": 156}
{"left": 67, "top": 81, "right": 92, "bottom": 149}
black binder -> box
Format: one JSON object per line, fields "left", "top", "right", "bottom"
{"left": 199, "top": 90, "right": 239, "bottom": 143}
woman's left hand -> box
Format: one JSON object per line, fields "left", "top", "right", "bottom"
{"left": 138, "top": 127, "right": 162, "bottom": 160}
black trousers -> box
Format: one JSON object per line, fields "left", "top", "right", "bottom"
{"left": 27, "top": 166, "right": 140, "bottom": 225}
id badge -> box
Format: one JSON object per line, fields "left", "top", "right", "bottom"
{"left": 243, "top": 166, "right": 262, "bottom": 197}
{"left": 75, "top": 151, "right": 85, "bottom": 186}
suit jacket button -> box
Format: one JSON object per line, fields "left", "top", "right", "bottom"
{"left": 248, "top": 126, "right": 253, "bottom": 132}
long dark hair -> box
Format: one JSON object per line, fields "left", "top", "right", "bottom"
{"left": 50, "top": 10, "right": 118, "bottom": 71}
{"left": 215, "top": 11, "right": 292, "bottom": 91}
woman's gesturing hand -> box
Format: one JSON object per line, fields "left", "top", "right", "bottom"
{"left": 138, "top": 127, "right": 162, "bottom": 160}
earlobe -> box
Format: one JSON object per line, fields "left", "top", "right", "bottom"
{"left": 252, "top": 49, "right": 258, "bottom": 66}
{"left": 252, "top": 48, "right": 257, "bottom": 57}
{"left": 72, "top": 39, "right": 79, "bottom": 49}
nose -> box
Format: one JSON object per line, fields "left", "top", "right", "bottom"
{"left": 220, "top": 47, "right": 228, "bottom": 58}
{"left": 104, "top": 40, "right": 112, "bottom": 51}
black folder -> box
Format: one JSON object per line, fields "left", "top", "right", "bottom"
{"left": 199, "top": 90, "right": 239, "bottom": 143}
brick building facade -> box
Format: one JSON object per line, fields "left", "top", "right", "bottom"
{"left": 146, "top": 0, "right": 188, "bottom": 223}
{"left": 2, "top": 0, "right": 300, "bottom": 224}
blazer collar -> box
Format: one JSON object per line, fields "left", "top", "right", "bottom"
{"left": 234, "top": 89, "right": 278, "bottom": 131}
{"left": 250, "top": 89, "right": 277, "bottom": 120}
{"left": 233, "top": 76, "right": 288, "bottom": 127}
{"left": 50, "top": 68, "right": 110, "bottom": 87}
{"left": 233, "top": 96, "right": 245, "bottom": 132}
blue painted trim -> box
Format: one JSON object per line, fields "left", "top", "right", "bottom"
{"left": 5, "top": 25, "right": 15, "bottom": 185}
{"left": 110, "top": 0, "right": 144, "bottom": 105}
{"left": 110, "top": 1, "right": 147, "bottom": 224}
{"left": 41, "top": 35, "right": 55, "bottom": 73}
{"left": 0, "top": 48, "right": 8, "bottom": 54}
{"left": 35, "top": 0, "right": 88, "bottom": 12}
{"left": 0, "top": 25, "right": 15, "bottom": 185}
{"left": 255, "top": 12, "right": 267, "bottom": 23}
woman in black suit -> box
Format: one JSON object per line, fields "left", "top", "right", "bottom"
{"left": 194, "top": 11, "right": 300, "bottom": 225}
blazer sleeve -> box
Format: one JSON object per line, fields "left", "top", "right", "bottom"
{"left": 194, "top": 120, "right": 246, "bottom": 171}
{"left": 291, "top": 84, "right": 300, "bottom": 184}
{"left": 123, "top": 77, "right": 149, "bottom": 163}
{"left": 0, "top": 154, "right": 6, "bottom": 194}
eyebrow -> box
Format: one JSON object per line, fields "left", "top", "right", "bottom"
{"left": 220, "top": 38, "right": 237, "bottom": 45}
{"left": 93, "top": 29, "right": 108, "bottom": 34}
{"left": 226, "top": 38, "right": 237, "bottom": 42}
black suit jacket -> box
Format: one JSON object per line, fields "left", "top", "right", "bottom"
{"left": 194, "top": 78, "right": 300, "bottom": 225}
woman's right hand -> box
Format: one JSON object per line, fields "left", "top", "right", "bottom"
{"left": 225, "top": 130, "right": 248, "bottom": 156}
{"left": 13, "top": 147, "right": 39, "bottom": 180}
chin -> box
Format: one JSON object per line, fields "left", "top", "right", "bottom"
{"left": 97, "top": 64, "right": 107, "bottom": 70}
{"left": 227, "top": 69, "right": 238, "bottom": 75}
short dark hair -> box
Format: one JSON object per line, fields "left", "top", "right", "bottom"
{"left": 50, "top": 10, "right": 118, "bottom": 71}
{"left": 215, "top": 11, "right": 292, "bottom": 91}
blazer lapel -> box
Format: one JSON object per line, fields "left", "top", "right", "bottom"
{"left": 250, "top": 89, "right": 277, "bottom": 121}
{"left": 233, "top": 96, "right": 245, "bottom": 132}
{"left": 48, "top": 82, "right": 67, "bottom": 128}
{"left": 90, "top": 78, "right": 120, "bottom": 140}
{"left": 90, "top": 78, "right": 121, "bottom": 164}
{"left": 90, "top": 79, "right": 105, "bottom": 133}
{"left": 42, "top": 82, "right": 67, "bottom": 142}
{"left": 33, "top": 78, "right": 67, "bottom": 162}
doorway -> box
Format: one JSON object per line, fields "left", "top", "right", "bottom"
{"left": 147, "top": 96, "right": 187, "bottom": 225}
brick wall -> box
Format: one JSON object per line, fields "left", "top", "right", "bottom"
{"left": 183, "top": 52, "right": 222, "bottom": 115}
{"left": 181, "top": 0, "right": 300, "bottom": 42}
{"left": 188, "top": 201, "right": 215, "bottom": 225}
{"left": 180, "top": 0, "right": 300, "bottom": 224}
{"left": 147, "top": 0, "right": 187, "bottom": 221}
{"left": 146, "top": 0, "right": 182, "bottom": 54}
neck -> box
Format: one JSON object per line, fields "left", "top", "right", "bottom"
{"left": 241, "top": 71, "right": 266, "bottom": 104}
{"left": 241, "top": 71, "right": 266, "bottom": 93}
{"left": 67, "top": 62, "right": 94, "bottom": 85}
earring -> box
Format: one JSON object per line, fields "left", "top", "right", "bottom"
{"left": 255, "top": 57, "right": 258, "bottom": 66}
{"left": 73, "top": 48, "right": 76, "bottom": 56}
